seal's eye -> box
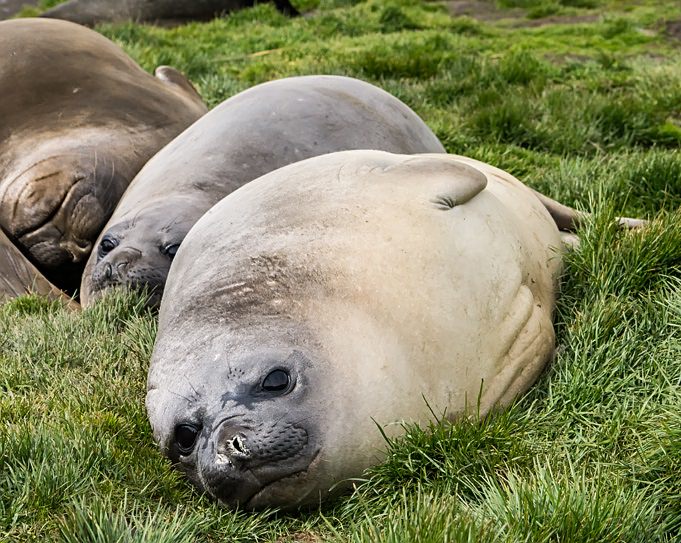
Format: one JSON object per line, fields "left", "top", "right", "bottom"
{"left": 175, "top": 423, "right": 200, "bottom": 455}
{"left": 98, "top": 235, "right": 118, "bottom": 256}
{"left": 161, "top": 243, "right": 180, "bottom": 259}
{"left": 262, "top": 369, "right": 290, "bottom": 392}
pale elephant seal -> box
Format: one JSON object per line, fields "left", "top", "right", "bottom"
{"left": 0, "top": 18, "right": 207, "bottom": 291}
{"left": 41, "top": 0, "right": 298, "bottom": 26}
{"left": 146, "top": 150, "right": 564, "bottom": 509}
{"left": 81, "top": 75, "right": 446, "bottom": 307}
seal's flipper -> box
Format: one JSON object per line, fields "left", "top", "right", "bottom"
{"left": 0, "top": 229, "right": 78, "bottom": 309}
{"left": 383, "top": 156, "right": 487, "bottom": 208}
{"left": 478, "top": 284, "right": 555, "bottom": 416}
{"left": 531, "top": 189, "right": 647, "bottom": 232}
{"left": 560, "top": 231, "right": 580, "bottom": 250}
{"left": 617, "top": 217, "right": 647, "bottom": 229}
{"left": 155, "top": 66, "right": 207, "bottom": 112}
{"left": 530, "top": 189, "right": 584, "bottom": 232}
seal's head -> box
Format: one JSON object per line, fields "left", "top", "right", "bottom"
{"left": 147, "top": 285, "right": 414, "bottom": 508}
{"left": 0, "top": 136, "right": 135, "bottom": 288}
{"left": 147, "top": 338, "right": 332, "bottom": 508}
{"left": 147, "top": 151, "right": 563, "bottom": 509}
{"left": 82, "top": 197, "right": 207, "bottom": 307}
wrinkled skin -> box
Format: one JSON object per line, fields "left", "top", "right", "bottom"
{"left": 0, "top": 18, "right": 206, "bottom": 292}
{"left": 81, "top": 75, "right": 446, "bottom": 307}
{"left": 41, "top": 0, "right": 299, "bottom": 26}
{"left": 147, "top": 151, "right": 564, "bottom": 509}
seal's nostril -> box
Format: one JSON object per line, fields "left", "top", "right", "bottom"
{"left": 232, "top": 436, "right": 245, "bottom": 454}
{"left": 116, "top": 260, "right": 129, "bottom": 272}
{"left": 75, "top": 239, "right": 92, "bottom": 253}
{"left": 104, "top": 262, "right": 112, "bottom": 279}
{"left": 226, "top": 434, "right": 251, "bottom": 459}
{"left": 59, "top": 239, "right": 92, "bottom": 262}
{"left": 215, "top": 427, "right": 252, "bottom": 462}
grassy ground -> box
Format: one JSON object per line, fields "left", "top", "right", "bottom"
{"left": 3, "top": 0, "right": 681, "bottom": 541}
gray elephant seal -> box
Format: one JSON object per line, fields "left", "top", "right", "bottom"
{"left": 0, "top": 18, "right": 206, "bottom": 291}
{"left": 81, "top": 75, "right": 446, "bottom": 307}
{"left": 146, "top": 150, "right": 564, "bottom": 509}
{"left": 41, "top": 0, "right": 298, "bottom": 26}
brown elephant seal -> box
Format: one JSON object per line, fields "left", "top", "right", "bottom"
{"left": 0, "top": 229, "right": 77, "bottom": 308}
{"left": 146, "top": 150, "right": 564, "bottom": 509}
{"left": 0, "top": 18, "right": 207, "bottom": 292}
{"left": 80, "top": 75, "right": 446, "bottom": 308}
{"left": 41, "top": 0, "right": 298, "bottom": 26}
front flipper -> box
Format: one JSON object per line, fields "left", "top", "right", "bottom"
{"left": 382, "top": 155, "right": 488, "bottom": 208}
{"left": 478, "top": 284, "right": 555, "bottom": 415}
{"left": 155, "top": 66, "right": 207, "bottom": 113}
{"left": 0, "top": 230, "right": 78, "bottom": 309}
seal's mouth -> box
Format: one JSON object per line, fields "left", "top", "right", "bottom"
{"left": 242, "top": 448, "right": 322, "bottom": 509}
{"left": 88, "top": 264, "right": 166, "bottom": 309}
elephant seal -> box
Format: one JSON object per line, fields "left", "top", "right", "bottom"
{"left": 0, "top": 18, "right": 207, "bottom": 291}
{"left": 0, "top": 0, "right": 33, "bottom": 20}
{"left": 81, "top": 75, "right": 446, "bottom": 307}
{"left": 0, "top": 229, "right": 77, "bottom": 307}
{"left": 146, "top": 150, "right": 564, "bottom": 509}
{"left": 41, "top": 0, "right": 298, "bottom": 26}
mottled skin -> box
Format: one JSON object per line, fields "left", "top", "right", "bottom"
{"left": 147, "top": 150, "right": 564, "bottom": 509}
{"left": 0, "top": 18, "right": 206, "bottom": 292}
{"left": 81, "top": 75, "right": 446, "bottom": 307}
{"left": 41, "top": 0, "right": 299, "bottom": 26}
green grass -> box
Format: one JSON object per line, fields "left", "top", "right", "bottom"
{"left": 3, "top": 0, "right": 681, "bottom": 540}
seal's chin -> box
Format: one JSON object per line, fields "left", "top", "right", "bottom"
{"left": 88, "top": 266, "right": 166, "bottom": 309}
{"left": 199, "top": 447, "right": 323, "bottom": 510}
{"left": 242, "top": 449, "right": 323, "bottom": 510}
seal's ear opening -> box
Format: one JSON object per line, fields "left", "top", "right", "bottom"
{"left": 382, "top": 155, "right": 488, "bottom": 210}
{"left": 154, "top": 66, "right": 207, "bottom": 112}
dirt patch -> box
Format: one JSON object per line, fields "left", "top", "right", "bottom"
{"left": 543, "top": 52, "right": 593, "bottom": 65}
{"left": 0, "top": 0, "right": 37, "bottom": 19}
{"left": 445, "top": 0, "right": 524, "bottom": 21}
{"left": 444, "top": 1, "right": 600, "bottom": 27}
{"left": 665, "top": 19, "right": 681, "bottom": 41}
{"left": 513, "top": 13, "right": 600, "bottom": 28}
{"left": 275, "top": 532, "right": 322, "bottom": 543}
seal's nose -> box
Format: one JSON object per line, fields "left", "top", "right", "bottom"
{"left": 97, "top": 247, "right": 140, "bottom": 283}
{"left": 59, "top": 239, "right": 92, "bottom": 263}
{"left": 215, "top": 425, "right": 252, "bottom": 464}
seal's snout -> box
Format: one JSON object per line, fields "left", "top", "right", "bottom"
{"left": 59, "top": 238, "right": 92, "bottom": 262}
{"left": 195, "top": 417, "right": 314, "bottom": 508}
{"left": 216, "top": 425, "right": 252, "bottom": 463}
{"left": 93, "top": 246, "right": 141, "bottom": 284}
